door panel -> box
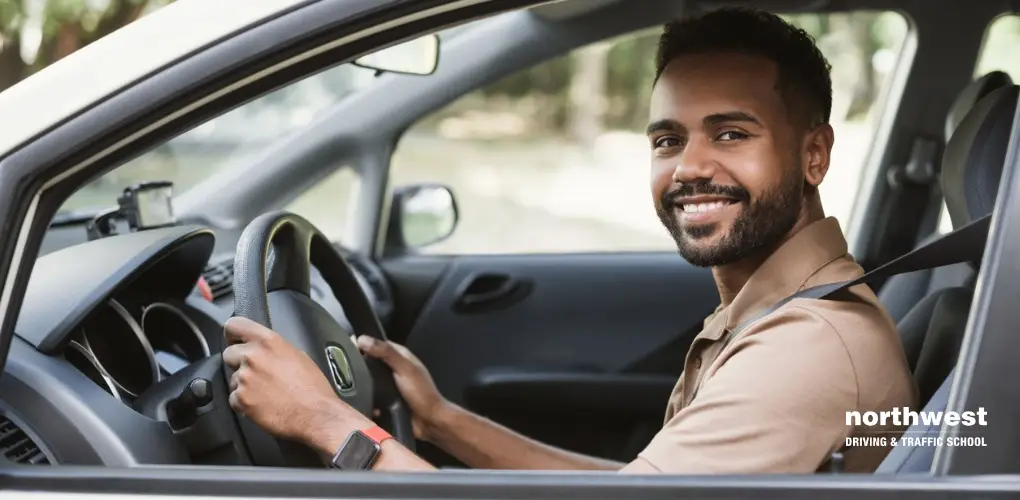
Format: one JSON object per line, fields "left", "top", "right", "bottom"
{"left": 381, "top": 253, "right": 717, "bottom": 465}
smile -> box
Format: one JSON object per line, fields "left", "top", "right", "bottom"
{"left": 682, "top": 201, "right": 734, "bottom": 213}
{"left": 674, "top": 196, "right": 741, "bottom": 224}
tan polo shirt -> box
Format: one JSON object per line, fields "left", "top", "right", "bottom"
{"left": 624, "top": 217, "right": 919, "bottom": 474}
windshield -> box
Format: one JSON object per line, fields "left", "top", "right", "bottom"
{"left": 56, "top": 62, "right": 382, "bottom": 217}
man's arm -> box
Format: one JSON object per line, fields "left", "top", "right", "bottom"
{"left": 220, "top": 317, "right": 625, "bottom": 472}
{"left": 422, "top": 403, "right": 623, "bottom": 470}
{"left": 358, "top": 336, "right": 624, "bottom": 471}
{"left": 220, "top": 318, "right": 439, "bottom": 471}
{"left": 300, "top": 404, "right": 438, "bottom": 471}
{"left": 298, "top": 396, "right": 623, "bottom": 471}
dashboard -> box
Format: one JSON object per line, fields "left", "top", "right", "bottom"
{"left": 0, "top": 222, "right": 394, "bottom": 466}
{"left": 65, "top": 296, "right": 213, "bottom": 402}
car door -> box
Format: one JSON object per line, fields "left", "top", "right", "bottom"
{"left": 384, "top": 234, "right": 717, "bottom": 465}
{"left": 372, "top": 15, "right": 911, "bottom": 465}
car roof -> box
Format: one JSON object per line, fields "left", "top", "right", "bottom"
{"left": 0, "top": 0, "right": 304, "bottom": 159}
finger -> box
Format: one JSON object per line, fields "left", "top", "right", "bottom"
{"left": 357, "top": 336, "right": 408, "bottom": 370}
{"left": 228, "top": 389, "right": 244, "bottom": 414}
{"left": 224, "top": 316, "right": 271, "bottom": 345}
{"left": 222, "top": 343, "right": 250, "bottom": 371}
{"left": 229, "top": 367, "right": 243, "bottom": 391}
{"left": 389, "top": 342, "right": 416, "bottom": 360}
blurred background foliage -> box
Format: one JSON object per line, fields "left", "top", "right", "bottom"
{"left": 2, "top": 3, "right": 1014, "bottom": 146}
{"left": 418, "top": 11, "right": 915, "bottom": 148}
{"left": 3, "top": 2, "right": 1018, "bottom": 184}
{"left": 0, "top": 0, "right": 173, "bottom": 91}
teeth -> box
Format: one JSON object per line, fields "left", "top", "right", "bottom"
{"left": 682, "top": 201, "right": 729, "bottom": 213}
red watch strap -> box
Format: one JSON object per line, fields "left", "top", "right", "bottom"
{"left": 362, "top": 425, "right": 393, "bottom": 445}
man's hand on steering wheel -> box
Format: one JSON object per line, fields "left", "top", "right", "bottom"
{"left": 223, "top": 316, "right": 372, "bottom": 454}
{"left": 357, "top": 335, "right": 452, "bottom": 442}
{"left": 221, "top": 312, "right": 454, "bottom": 447}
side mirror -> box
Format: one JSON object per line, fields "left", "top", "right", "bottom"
{"left": 385, "top": 184, "right": 458, "bottom": 254}
{"left": 353, "top": 34, "right": 440, "bottom": 76}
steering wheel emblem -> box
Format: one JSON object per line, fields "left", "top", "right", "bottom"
{"left": 325, "top": 345, "right": 356, "bottom": 394}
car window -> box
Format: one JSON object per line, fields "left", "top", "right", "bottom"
{"left": 937, "top": 13, "right": 1020, "bottom": 234}
{"left": 389, "top": 11, "right": 909, "bottom": 255}
{"left": 55, "top": 63, "right": 380, "bottom": 217}
{"left": 284, "top": 167, "right": 361, "bottom": 245}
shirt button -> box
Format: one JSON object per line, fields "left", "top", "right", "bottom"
{"left": 693, "top": 356, "right": 702, "bottom": 369}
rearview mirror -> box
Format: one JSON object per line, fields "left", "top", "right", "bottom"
{"left": 385, "top": 184, "right": 458, "bottom": 253}
{"left": 353, "top": 34, "right": 440, "bottom": 76}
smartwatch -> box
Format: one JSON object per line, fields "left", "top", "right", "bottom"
{"left": 330, "top": 426, "right": 393, "bottom": 470}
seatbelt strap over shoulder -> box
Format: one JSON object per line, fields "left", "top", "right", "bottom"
{"left": 686, "top": 214, "right": 990, "bottom": 404}
{"left": 729, "top": 213, "right": 991, "bottom": 337}
{"left": 685, "top": 215, "right": 989, "bottom": 472}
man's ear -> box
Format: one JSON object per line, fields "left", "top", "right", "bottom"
{"left": 803, "top": 123, "right": 834, "bottom": 187}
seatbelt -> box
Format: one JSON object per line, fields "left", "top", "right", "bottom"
{"left": 687, "top": 213, "right": 990, "bottom": 402}
{"left": 684, "top": 214, "right": 990, "bottom": 473}
{"left": 729, "top": 212, "right": 991, "bottom": 337}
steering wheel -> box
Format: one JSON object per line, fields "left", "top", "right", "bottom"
{"left": 227, "top": 211, "right": 414, "bottom": 467}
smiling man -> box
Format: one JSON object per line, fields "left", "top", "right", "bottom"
{"left": 222, "top": 8, "right": 918, "bottom": 474}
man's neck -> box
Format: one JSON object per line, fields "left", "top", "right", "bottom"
{"left": 713, "top": 253, "right": 769, "bottom": 306}
{"left": 713, "top": 205, "right": 825, "bottom": 306}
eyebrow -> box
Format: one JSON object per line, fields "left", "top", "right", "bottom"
{"left": 646, "top": 119, "right": 681, "bottom": 136}
{"left": 645, "top": 111, "right": 763, "bottom": 136}
{"left": 703, "top": 111, "right": 762, "bottom": 127}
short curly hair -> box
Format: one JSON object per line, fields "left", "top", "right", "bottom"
{"left": 654, "top": 8, "right": 833, "bottom": 130}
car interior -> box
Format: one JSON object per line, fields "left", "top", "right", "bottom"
{"left": 1, "top": 0, "right": 1018, "bottom": 482}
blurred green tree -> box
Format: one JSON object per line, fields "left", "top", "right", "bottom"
{"left": 0, "top": 0, "right": 172, "bottom": 91}
{"left": 469, "top": 11, "right": 904, "bottom": 139}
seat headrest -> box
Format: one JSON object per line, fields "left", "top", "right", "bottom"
{"left": 942, "top": 84, "right": 1019, "bottom": 230}
{"left": 945, "top": 71, "right": 1013, "bottom": 139}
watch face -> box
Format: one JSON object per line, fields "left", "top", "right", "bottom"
{"left": 333, "top": 431, "right": 381, "bottom": 470}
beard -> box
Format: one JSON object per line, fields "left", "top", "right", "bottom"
{"left": 656, "top": 167, "right": 804, "bottom": 267}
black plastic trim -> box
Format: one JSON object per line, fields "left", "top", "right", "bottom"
{"left": 465, "top": 371, "right": 676, "bottom": 416}
{"left": 3, "top": 338, "right": 190, "bottom": 466}
{"left": 0, "top": 400, "right": 58, "bottom": 465}
{"left": 15, "top": 226, "right": 215, "bottom": 354}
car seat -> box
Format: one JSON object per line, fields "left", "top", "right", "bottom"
{"left": 876, "top": 83, "right": 1019, "bottom": 473}
{"left": 879, "top": 71, "right": 1013, "bottom": 331}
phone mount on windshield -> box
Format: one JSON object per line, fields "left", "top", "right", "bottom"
{"left": 85, "top": 181, "right": 177, "bottom": 241}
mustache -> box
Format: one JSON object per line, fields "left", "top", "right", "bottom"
{"left": 663, "top": 181, "right": 751, "bottom": 205}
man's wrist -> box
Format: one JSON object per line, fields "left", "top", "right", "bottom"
{"left": 420, "top": 401, "right": 459, "bottom": 443}
{"left": 302, "top": 399, "right": 373, "bottom": 457}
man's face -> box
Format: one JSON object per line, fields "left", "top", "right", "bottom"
{"left": 648, "top": 52, "right": 810, "bottom": 267}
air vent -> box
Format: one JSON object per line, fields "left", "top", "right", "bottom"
{"left": 0, "top": 413, "right": 50, "bottom": 465}
{"left": 201, "top": 256, "right": 235, "bottom": 300}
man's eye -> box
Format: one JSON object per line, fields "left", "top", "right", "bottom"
{"left": 716, "top": 131, "right": 749, "bottom": 141}
{"left": 654, "top": 137, "right": 682, "bottom": 148}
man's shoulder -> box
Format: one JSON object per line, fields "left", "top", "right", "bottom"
{"left": 783, "top": 252, "right": 899, "bottom": 345}
{"left": 736, "top": 281, "right": 892, "bottom": 341}
{"left": 742, "top": 282, "right": 900, "bottom": 362}
{"left": 734, "top": 284, "right": 916, "bottom": 409}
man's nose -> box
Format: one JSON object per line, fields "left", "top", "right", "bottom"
{"left": 671, "top": 140, "right": 715, "bottom": 183}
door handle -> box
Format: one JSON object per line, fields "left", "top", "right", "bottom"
{"left": 453, "top": 273, "right": 532, "bottom": 313}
